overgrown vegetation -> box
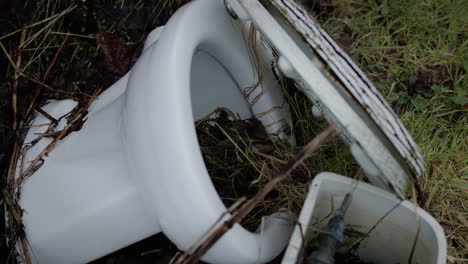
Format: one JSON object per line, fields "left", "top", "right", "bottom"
{"left": 307, "top": 0, "right": 467, "bottom": 261}
{"left": 0, "top": 0, "right": 466, "bottom": 263}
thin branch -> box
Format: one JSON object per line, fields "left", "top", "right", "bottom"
{"left": 175, "top": 124, "right": 336, "bottom": 264}
{"left": 346, "top": 200, "right": 404, "bottom": 253}
{"left": 0, "top": 5, "right": 76, "bottom": 42}
{"left": 16, "top": 88, "right": 101, "bottom": 187}
{"left": 24, "top": 34, "right": 69, "bottom": 118}
{"left": 20, "top": 5, "right": 76, "bottom": 49}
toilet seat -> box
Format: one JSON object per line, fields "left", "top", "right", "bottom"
{"left": 227, "top": 0, "right": 425, "bottom": 196}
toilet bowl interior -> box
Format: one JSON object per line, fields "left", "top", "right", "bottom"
{"left": 190, "top": 49, "right": 253, "bottom": 121}
{"left": 188, "top": 32, "right": 291, "bottom": 138}
{"left": 186, "top": 21, "right": 293, "bottom": 230}
{"left": 121, "top": 1, "right": 294, "bottom": 261}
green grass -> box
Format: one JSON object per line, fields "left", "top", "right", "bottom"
{"left": 399, "top": 105, "right": 467, "bottom": 262}
{"left": 307, "top": 0, "right": 467, "bottom": 261}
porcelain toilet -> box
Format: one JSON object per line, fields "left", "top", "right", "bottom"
{"left": 17, "top": 0, "right": 292, "bottom": 263}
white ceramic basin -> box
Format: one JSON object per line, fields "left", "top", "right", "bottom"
{"left": 283, "top": 173, "right": 447, "bottom": 264}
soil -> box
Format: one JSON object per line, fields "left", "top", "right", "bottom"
{"left": 90, "top": 233, "right": 179, "bottom": 264}
{"left": 334, "top": 251, "right": 375, "bottom": 264}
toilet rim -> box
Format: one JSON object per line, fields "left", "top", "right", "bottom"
{"left": 124, "top": 0, "right": 291, "bottom": 262}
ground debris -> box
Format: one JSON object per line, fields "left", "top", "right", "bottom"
{"left": 334, "top": 251, "right": 375, "bottom": 264}
{"left": 195, "top": 110, "right": 284, "bottom": 225}
{"left": 96, "top": 32, "right": 132, "bottom": 76}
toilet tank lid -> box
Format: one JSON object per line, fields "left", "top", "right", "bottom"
{"left": 226, "top": 0, "right": 425, "bottom": 197}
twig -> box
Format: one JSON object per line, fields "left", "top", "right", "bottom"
{"left": 0, "top": 41, "right": 17, "bottom": 71}
{"left": 180, "top": 197, "right": 248, "bottom": 259}
{"left": 16, "top": 88, "right": 101, "bottom": 187}
{"left": 20, "top": 5, "right": 76, "bottom": 49}
{"left": 20, "top": 73, "right": 78, "bottom": 97}
{"left": 1, "top": 5, "right": 76, "bottom": 264}
{"left": 35, "top": 106, "right": 58, "bottom": 124}
{"left": 408, "top": 221, "right": 421, "bottom": 264}
{"left": 2, "top": 189, "right": 32, "bottom": 264}
{"left": 11, "top": 29, "right": 27, "bottom": 130}
{"left": 50, "top": 31, "right": 96, "bottom": 39}
{"left": 24, "top": 34, "right": 69, "bottom": 118}
{"left": 194, "top": 107, "right": 238, "bottom": 127}
{"left": 413, "top": 180, "right": 426, "bottom": 210}
{"left": 0, "top": 5, "right": 76, "bottom": 42}
{"left": 175, "top": 124, "right": 336, "bottom": 264}
{"left": 297, "top": 222, "right": 308, "bottom": 264}
{"left": 4, "top": 27, "right": 26, "bottom": 185}
{"left": 215, "top": 122, "right": 263, "bottom": 174}
{"left": 346, "top": 200, "right": 404, "bottom": 253}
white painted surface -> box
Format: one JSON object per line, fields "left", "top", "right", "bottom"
{"left": 283, "top": 173, "right": 447, "bottom": 264}
{"left": 17, "top": 0, "right": 292, "bottom": 263}
{"left": 229, "top": 0, "right": 425, "bottom": 196}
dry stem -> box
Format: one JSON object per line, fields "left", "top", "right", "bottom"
{"left": 174, "top": 123, "right": 336, "bottom": 264}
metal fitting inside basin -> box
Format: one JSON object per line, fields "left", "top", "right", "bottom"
{"left": 283, "top": 172, "right": 447, "bottom": 264}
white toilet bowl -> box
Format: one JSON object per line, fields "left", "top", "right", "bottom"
{"left": 17, "top": 0, "right": 292, "bottom": 263}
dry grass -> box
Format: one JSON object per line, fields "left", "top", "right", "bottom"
{"left": 196, "top": 1, "right": 467, "bottom": 262}
{"left": 1, "top": 2, "right": 80, "bottom": 263}
{"left": 308, "top": 0, "right": 467, "bottom": 262}
{"left": 196, "top": 96, "right": 359, "bottom": 232}
{"left": 175, "top": 124, "right": 336, "bottom": 264}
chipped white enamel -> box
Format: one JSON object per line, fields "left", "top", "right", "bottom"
{"left": 230, "top": 0, "right": 425, "bottom": 196}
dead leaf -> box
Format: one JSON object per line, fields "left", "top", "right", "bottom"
{"left": 96, "top": 32, "right": 131, "bottom": 76}
{"left": 456, "top": 212, "right": 468, "bottom": 227}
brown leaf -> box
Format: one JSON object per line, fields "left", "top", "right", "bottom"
{"left": 407, "top": 69, "right": 438, "bottom": 96}
{"left": 96, "top": 32, "right": 131, "bottom": 76}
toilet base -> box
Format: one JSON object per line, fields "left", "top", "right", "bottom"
{"left": 17, "top": 73, "right": 162, "bottom": 263}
